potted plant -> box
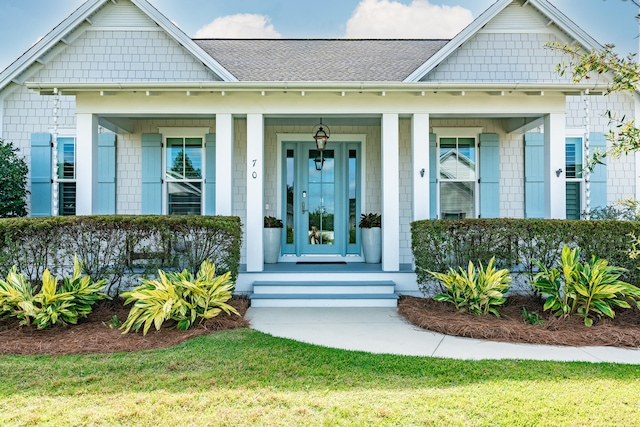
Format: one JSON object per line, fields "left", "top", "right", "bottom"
{"left": 359, "top": 213, "right": 381, "bottom": 263}
{"left": 263, "top": 216, "right": 283, "bottom": 264}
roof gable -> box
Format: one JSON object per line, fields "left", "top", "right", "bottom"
{"left": 0, "top": 0, "right": 237, "bottom": 92}
{"left": 404, "top": 0, "right": 604, "bottom": 83}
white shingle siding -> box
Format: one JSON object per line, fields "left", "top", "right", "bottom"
{"left": 421, "top": 32, "right": 572, "bottom": 83}
{"left": 33, "top": 29, "right": 217, "bottom": 83}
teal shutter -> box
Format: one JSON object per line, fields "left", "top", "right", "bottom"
{"left": 97, "top": 133, "right": 116, "bottom": 214}
{"left": 429, "top": 134, "right": 438, "bottom": 219}
{"left": 590, "top": 133, "right": 607, "bottom": 209}
{"left": 142, "top": 133, "right": 163, "bottom": 214}
{"left": 205, "top": 134, "right": 216, "bottom": 215}
{"left": 30, "top": 133, "right": 52, "bottom": 217}
{"left": 525, "top": 133, "right": 545, "bottom": 218}
{"left": 479, "top": 133, "right": 500, "bottom": 218}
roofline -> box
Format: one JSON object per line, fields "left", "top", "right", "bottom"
{"left": 404, "top": 0, "right": 605, "bottom": 83}
{"left": 0, "top": 0, "right": 237, "bottom": 92}
{"left": 25, "top": 80, "right": 611, "bottom": 95}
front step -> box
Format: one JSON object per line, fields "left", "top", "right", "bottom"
{"left": 249, "top": 280, "right": 398, "bottom": 307}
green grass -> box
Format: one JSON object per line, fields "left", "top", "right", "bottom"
{"left": 1, "top": 329, "right": 640, "bottom": 426}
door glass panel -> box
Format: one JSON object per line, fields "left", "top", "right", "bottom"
{"left": 348, "top": 149, "right": 357, "bottom": 245}
{"left": 565, "top": 137, "right": 583, "bottom": 178}
{"left": 308, "top": 150, "right": 335, "bottom": 245}
{"left": 286, "top": 149, "right": 295, "bottom": 245}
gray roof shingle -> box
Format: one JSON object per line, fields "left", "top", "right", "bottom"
{"left": 193, "top": 39, "right": 449, "bottom": 82}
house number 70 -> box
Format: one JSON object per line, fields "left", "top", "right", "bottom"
{"left": 251, "top": 159, "right": 258, "bottom": 179}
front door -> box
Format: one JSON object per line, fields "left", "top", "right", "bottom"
{"left": 282, "top": 141, "right": 361, "bottom": 257}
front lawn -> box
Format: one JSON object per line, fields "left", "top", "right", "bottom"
{"left": 0, "top": 329, "right": 638, "bottom": 426}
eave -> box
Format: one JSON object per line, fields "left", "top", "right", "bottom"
{"left": 25, "top": 81, "right": 611, "bottom": 97}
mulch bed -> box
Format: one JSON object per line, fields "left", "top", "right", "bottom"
{"left": 399, "top": 295, "right": 640, "bottom": 348}
{"left": 0, "top": 297, "right": 250, "bottom": 356}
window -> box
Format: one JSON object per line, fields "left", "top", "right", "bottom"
{"left": 165, "top": 137, "right": 203, "bottom": 215}
{"left": 439, "top": 137, "right": 477, "bottom": 219}
{"left": 57, "top": 137, "right": 76, "bottom": 216}
{"left": 565, "top": 137, "right": 583, "bottom": 219}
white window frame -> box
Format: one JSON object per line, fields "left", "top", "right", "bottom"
{"left": 433, "top": 127, "right": 482, "bottom": 219}
{"left": 159, "top": 127, "right": 209, "bottom": 215}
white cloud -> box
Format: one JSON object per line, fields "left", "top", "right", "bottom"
{"left": 345, "top": 0, "right": 473, "bottom": 39}
{"left": 194, "top": 14, "right": 282, "bottom": 38}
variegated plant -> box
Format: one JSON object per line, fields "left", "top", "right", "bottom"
{"left": 428, "top": 257, "right": 511, "bottom": 317}
{"left": 120, "top": 260, "right": 238, "bottom": 335}
{"left": 531, "top": 245, "right": 640, "bottom": 326}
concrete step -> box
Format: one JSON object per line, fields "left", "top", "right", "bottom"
{"left": 252, "top": 280, "right": 396, "bottom": 295}
{"left": 250, "top": 293, "right": 398, "bottom": 308}
{"left": 249, "top": 280, "right": 398, "bottom": 307}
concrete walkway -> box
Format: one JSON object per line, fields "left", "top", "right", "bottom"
{"left": 246, "top": 307, "right": 640, "bottom": 364}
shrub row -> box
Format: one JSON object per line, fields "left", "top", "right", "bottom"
{"left": 412, "top": 219, "right": 640, "bottom": 287}
{"left": 0, "top": 215, "right": 242, "bottom": 295}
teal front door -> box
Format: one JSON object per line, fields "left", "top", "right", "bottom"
{"left": 282, "top": 141, "right": 361, "bottom": 257}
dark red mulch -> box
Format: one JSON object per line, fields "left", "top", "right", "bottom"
{"left": 399, "top": 295, "right": 640, "bottom": 348}
{"left": 0, "top": 297, "right": 250, "bottom": 356}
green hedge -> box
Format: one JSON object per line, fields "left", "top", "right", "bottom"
{"left": 412, "top": 219, "right": 640, "bottom": 288}
{"left": 0, "top": 215, "right": 242, "bottom": 294}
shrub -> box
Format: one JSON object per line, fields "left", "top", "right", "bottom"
{"left": 0, "top": 139, "right": 28, "bottom": 218}
{"left": 120, "top": 260, "right": 239, "bottom": 335}
{"left": 0, "top": 256, "right": 109, "bottom": 328}
{"left": 0, "top": 215, "right": 242, "bottom": 292}
{"left": 412, "top": 219, "right": 640, "bottom": 288}
{"left": 428, "top": 257, "right": 511, "bottom": 317}
{"left": 531, "top": 245, "right": 640, "bottom": 326}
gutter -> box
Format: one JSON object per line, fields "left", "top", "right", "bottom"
{"left": 25, "top": 81, "right": 613, "bottom": 95}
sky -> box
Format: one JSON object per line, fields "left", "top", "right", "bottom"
{"left": 0, "top": 0, "right": 638, "bottom": 73}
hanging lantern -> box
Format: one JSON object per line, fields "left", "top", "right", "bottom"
{"left": 312, "top": 118, "right": 330, "bottom": 152}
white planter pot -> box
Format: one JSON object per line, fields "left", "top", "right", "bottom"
{"left": 263, "top": 228, "right": 282, "bottom": 264}
{"left": 361, "top": 227, "right": 381, "bottom": 264}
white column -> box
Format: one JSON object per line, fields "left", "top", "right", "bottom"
{"left": 412, "top": 113, "right": 430, "bottom": 221}
{"left": 216, "top": 114, "right": 234, "bottom": 215}
{"left": 382, "top": 113, "right": 400, "bottom": 271}
{"left": 246, "top": 113, "right": 264, "bottom": 272}
{"left": 76, "top": 113, "right": 99, "bottom": 215}
{"left": 544, "top": 113, "right": 566, "bottom": 219}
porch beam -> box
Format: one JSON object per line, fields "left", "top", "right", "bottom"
{"left": 506, "top": 117, "right": 544, "bottom": 134}
{"left": 544, "top": 113, "right": 566, "bottom": 219}
{"left": 98, "top": 117, "right": 133, "bottom": 134}
{"left": 246, "top": 113, "right": 264, "bottom": 271}
{"left": 76, "top": 113, "right": 99, "bottom": 215}
{"left": 216, "top": 114, "right": 234, "bottom": 215}
{"left": 382, "top": 113, "right": 400, "bottom": 271}
{"left": 411, "top": 114, "right": 430, "bottom": 221}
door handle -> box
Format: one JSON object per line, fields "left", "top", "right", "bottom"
{"left": 302, "top": 191, "right": 307, "bottom": 214}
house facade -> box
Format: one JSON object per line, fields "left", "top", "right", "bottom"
{"left": 1, "top": 0, "right": 637, "bottom": 305}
